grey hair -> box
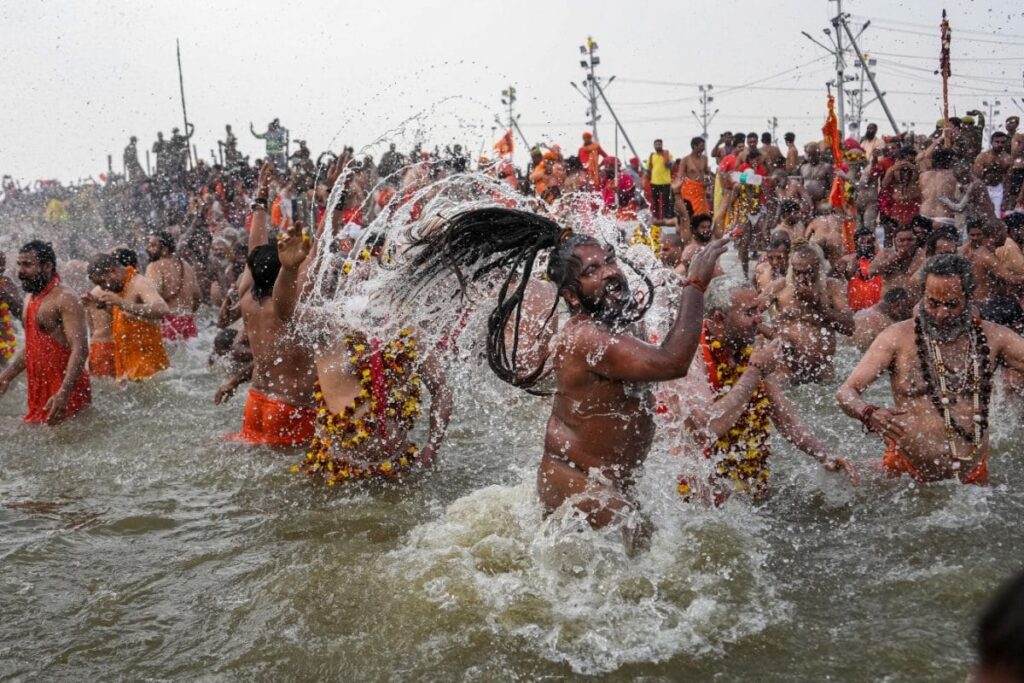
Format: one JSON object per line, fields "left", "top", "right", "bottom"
{"left": 704, "top": 274, "right": 750, "bottom": 316}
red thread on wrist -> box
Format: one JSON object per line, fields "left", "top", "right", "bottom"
{"left": 683, "top": 278, "right": 706, "bottom": 293}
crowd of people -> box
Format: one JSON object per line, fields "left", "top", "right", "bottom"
{"left": 2, "top": 107, "right": 1024, "bottom": 522}
{"left": 5, "top": 105, "right": 1024, "bottom": 677}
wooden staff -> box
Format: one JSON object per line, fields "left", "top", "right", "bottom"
{"left": 940, "top": 10, "right": 952, "bottom": 147}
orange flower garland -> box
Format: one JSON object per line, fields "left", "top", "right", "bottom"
{"left": 294, "top": 329, "right": 423, "bottom": 485}
{"left": 0, "top": 302, "right": 15, "bottom": 362}
{"left": 678, "top": 326, "right": 773, "bottom": 502}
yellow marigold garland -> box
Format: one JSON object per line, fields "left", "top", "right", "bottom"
{"left": 293, "top": 329, "right": 423, "bottom": 485}
{"left": 0, "top": 302, "right": 15, "bottom": 362}
{"left": 630, "top": 223, "right": 662, "bottom": 260}
{"left": 678, "top": 328, "right": 773, "bottom": 502}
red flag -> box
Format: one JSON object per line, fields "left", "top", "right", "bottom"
{"left": 494, "top": 130, "right": 514, "bottom": 157}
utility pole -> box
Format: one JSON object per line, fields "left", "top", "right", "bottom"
{"left": 838, "top": 18, "right": 900, "bottom": 134}
{"left": 983, "top": 99, "right": 1002, "bottom": 138}
{"left": 805, "top": 13, "right": 899, "bottom": 135}
{"left": 500, "top": 85, "right": 531, "bottom": 150}
{"left": 849, "top": 53, "right": 877, "bottom": 138}
{"left": 767, "top": 116, "right": 778, "bottom": 142}
{"left": 691, "top": 85, "right": 718, "bottom": 139}
{"left": 574, "top": 36, "right": 603, "bottom": 141}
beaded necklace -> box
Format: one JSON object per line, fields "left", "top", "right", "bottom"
{"left": 913, "top": 314, "right": 991, "bottom": 463}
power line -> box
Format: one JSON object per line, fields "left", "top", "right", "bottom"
{"left": 867, "top": 24, "right": 1024, "bottom": 47}
{"left": 850, "top": 15, "right": 1024, "bottom": 42}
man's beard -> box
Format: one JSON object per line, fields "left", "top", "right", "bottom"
{"left": 919, "top": 303, "right": 971, "bottom": 343}
{"left": 864, "top": 131, "right": 876, "bottom": 140}
{"left": 19, "top": 273, "right": 51, "bottom": 294}
{"left": 577, "top": 276, "right": 634, "bottom": 327}
{"left": 147, "top": 250, "right": 162, "bottom": 263}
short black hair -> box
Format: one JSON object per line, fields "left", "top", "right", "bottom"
{"left": 883, "top": 287, "right": 913, "bottom": 307}
{"left": 690, "top": 136, "right": 704, "bottom": 149}
{"left": 20, "top": 240, "right": 57, "bottom": 268}
{"left": 691, "top": 213, "right": 713, "bottom": 229}
{"left": 151, "top": 230, "right": 175, "bottom": 254}
{"left": 932, "top": 147, "right": 958, "bottom": 170}
{"left": 88, "top": 253, "right": 121, "bottom": 279}
{"left": 247, "top": 244, "right": 280, "bottom": 302}
{"left": 925, "top": 226, "right": 959, "bottom": 255}
{"left": 113, "top": 248, "right": 138, "bottom": 268}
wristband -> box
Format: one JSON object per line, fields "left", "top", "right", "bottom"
{"left": 859, "top": 404, "right": 879, "bottom": 431}
{"left": 682, "top": 278, "right": 706, "bottom": 293}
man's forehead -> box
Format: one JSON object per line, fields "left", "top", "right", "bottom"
{"left": 925, "top": 274, "right": 964, "bottom": 295}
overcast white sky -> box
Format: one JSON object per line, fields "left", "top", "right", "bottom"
{"left": 2, "top": 0, "right": 1022, "bottom": 182}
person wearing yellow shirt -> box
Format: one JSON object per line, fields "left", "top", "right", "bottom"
{"left": 648, "top": 139, "right": 674, "bottom": 221}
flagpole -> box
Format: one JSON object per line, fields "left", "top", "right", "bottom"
{"left": 176, "top": 39, "right": 194, "bottom": 170}
{"left": 940, "top": 10, "right": 952, "bottom": 148}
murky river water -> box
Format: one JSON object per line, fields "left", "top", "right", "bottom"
{"left": 2, "top": 298, "right": 1022, "bottom": 682}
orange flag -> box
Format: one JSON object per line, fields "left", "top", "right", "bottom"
{"left": 822, "top": 94, "right": 848, "bottom": 209}
{"left": 494, "top": 130, "right": 514, "bottom": 157}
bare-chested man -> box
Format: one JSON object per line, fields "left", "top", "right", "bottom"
{"left": 869, "top": 223, "right": 925, "bottom": 295}
{"left": 272, "top": 222, "right": 453, "bottom": 481}
{"left": 0, "top": 241, "right": 91, "bottom": 424}
{"left": 838, "top": 254, "right": 1024, "bottom": 484}
{"left": 919, "top": 147, "right": 960, "bottom": 228}
{"left": 678, "top": 136, "right": 711, "bottom": 217}
{"left": 753, "top": 231, "right": 791, "bottom": 294}
{"left": 773, "top": 199, "right": 806, "bottom": 240}
{"left": 86, "top": 254, "right": 170, "bottom": 382}
{"left": 225, "top": 162, "right": 317, "bottom": 447}
{"left": 669, "top": 276, "right": 857, "bottom": 506}
{"left": 852, "top": 286, "right": 914, "bottom": 351}
{"left": 964, "top": 218, "right": 1024, "bottom": 302}
{"left": 974, "top": 132, "right": 1012, "bottom": 216}
{"left": 145, "top": 230, "right": 201, "bottom": 341}
{"left": 761, "top": 241, "right": 853, "bottom": 384}
{"left": 396, "top": 207, "right": 727, "bottom": 547}
{"left": 800, "top": 142, "right": 834, "bottom": 211}
{"left": 678, "top": 214, "right": 724, "bottom": 280}
{"left": 803, "top": 211, "right": 847, "bottom": 274}
{"left": 83, "top": 281, "right": 115, "bottom": 378}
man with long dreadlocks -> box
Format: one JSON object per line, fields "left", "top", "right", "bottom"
{"left": 398, "top": 207, "right": 727, "bottom": 544}
{"left": 837, "top": 254, "right": 1024, "bottom": 484}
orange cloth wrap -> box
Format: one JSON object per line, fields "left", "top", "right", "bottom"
{"left": 228, "top": 388, "right": 316, "bottom": 447}
{"left": 88, "top": 342, "right": 116, "bottom": 377}
{"left": 680, "top": 178, "right": 709, "bottom": 215}
{"left": 111, "top": 267, "right": 170, "bottom": 381}
{"left": 883, "top": 443, "right": 988, "bottom": 485}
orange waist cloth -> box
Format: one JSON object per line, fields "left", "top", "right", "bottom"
{"left": 111, "top": 270, "right": 170, "bottom": 381}
{"left": 883, "top": 443, "right": 988, "bottom": 485}
{"left": 88, "top": 342, "right": 116, "bottom": 377}
{"left": 227, "top": 388, "right": 315, "bottom": 447}
{"left": 24, "top": 277, "right": 91, "bottom": 423}
{"left": 680, "top": 177, "right": 709, "bottom": 215}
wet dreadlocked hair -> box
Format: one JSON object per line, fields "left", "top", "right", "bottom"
{"left": 400, "top": 207, "right": 653, "bottom": 393}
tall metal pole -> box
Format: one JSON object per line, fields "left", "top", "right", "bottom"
{"left": 839, "top": 19, "right": 900, "bottom": 134}
{"left": 832, "top": 0, "right": 846, "bottom": 134}
{"left": 593, "top": 79, "right": 639, "bottom": 161}
{"left": 176, "top": 39, "right": 194, "bottom": 170}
